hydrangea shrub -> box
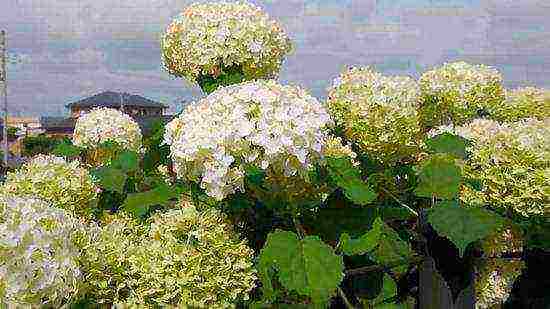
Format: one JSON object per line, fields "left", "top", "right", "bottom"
{"left": 73, "top": 107, "right": 142, "bottom": 152}
{"left": 0, "top": 195, "right": 85, "bottom": 307}
{"left": 161, "top": 1, "right": 292, "bottom": 85}
{"left": 444, "top": 118, "right": 550, "bottom": 216}
{"left": 80, "top": 203, "right": 256, "bottom": 307}
{"left": 326, "top": 67, "right": 423, "bottom": 165}
{"left": 164, "top": 79, "right": 340, "bottom": 201}
{"left": 419, "top": 61, "right": 505, "bottom": 128}
{"left": 489, "top": 87, "right": 550, "bottom": 122}
{"left": 0, "top": 154, "right": 98, "bottom": 218}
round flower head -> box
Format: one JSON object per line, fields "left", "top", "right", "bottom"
{"left": 161, "top": 1, "right": 292, "bottom": 84}
{"left": 165, "top": 79, "right": 336, "bottom": 201}
{"left": 73, "top": 107, "right": 142, "bottom": 151}
{"left": 419, "top": 61, "right": 504, "bottom": 128}
{"left": 1, "top": 154, "right": 98, "bottom": 219}
{"left": 489, "top": 87, "right": 550, "bottom": 122}
{"left": 326, "top": 67, "right": 423, "bottom": 165}
{"left": 475, "top": 258, "right": 524, "bottom": 309}
{"left": 126, "top": 204, "right": 257, "bottom": 307}
{"left": 459, "top": 118, "right": 550, "bottom": 216}
{"left": 0, "top": 195, "right": 84, "bottom": 306}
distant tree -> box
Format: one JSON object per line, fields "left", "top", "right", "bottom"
{"left": 21, "top": 134, "right": 69, "bottom": 157}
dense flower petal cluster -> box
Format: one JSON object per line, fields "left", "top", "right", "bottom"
{"left": 475, "top": 258, "right": 524, "bottom": 309}
{"left": 164, "top": 80, "right": 335, "bottom": 200}
{"left": 130, "top": 204, "right": 257, "bottom": 307}
{"left": 489, "top": 87, "right": 550, "bottom": 122}
{"left": 456, "top": 118, "right": 550, "bottom": 216}
{"left": 326, "top": 67, "right": 423, "bottom": 165}
{"left": 480, "top": 221, "right": 524, "bottom": 258}
{"left": 80, "top": 204, "right": 256, "bottom": 308}
{"left": 419, "top": 61, "right": 504, "bottom": 128}
{"left": 161, "top": 1, "right": 292, "bottom": 83}
{"left": 0, "top": 154, "right": 98, "bottom": 218}
{"left": 73, "top": 107, "right": 142, "bottom": 151}
{"left": 0, "top": 195, "right": 84, "bottom": 306}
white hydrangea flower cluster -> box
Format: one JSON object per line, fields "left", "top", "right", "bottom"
{"left": 164, "top": 80, "right": 334, "bottom": 200}
{"left": 452, "top": 118, "right": 550, "bottom": 216}
{"left": 1, "top": 154, "right": 98, "bottom": 219}
{"left": 73, "top": 107, "right": 142, "bottom": 151}
{"left": 475, "top": 258, "right": 524, "bottom": 309}
{"left": 161, "top": 1, "right": 292, "bottom": 83}
{"left": 490, "top": 87, "right": 550, "bottom": 122}
{"left": 0, "top": 195, "right": 84, "bottom": 306}
{"left": 419, "top": 61, "right": 504, "bottom": 128}
{"left": 326, "top": 67, "right": 423, "bottom": 164}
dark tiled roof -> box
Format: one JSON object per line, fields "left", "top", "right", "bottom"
{"left": 39, "top": 115, "right": 176, "bottom": 137}
{"left": 66, "top": 91, "right": 168, "bottom": 109}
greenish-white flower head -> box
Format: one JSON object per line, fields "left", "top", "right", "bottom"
{"left": 164, "top": 79, "right": 335, "bottom": 201}
{"left": 162, "top": 0, "right": 292, "bottom": 83}
{"left": 489, "top": 87, "right": 550, "bottom": 122}
{"left": 454, "top": 118, "right": 550, "bottom": 216}
{"left": 81, "top": 204, "right": 257, "bottom": 308}
{"left": 475, "top": 258, "right": 524, "bottom": 309}
{"left": 419, "top": 61, "right": 504, "bottom": 128}
{"left": 326, "top": 67, "right": 423, "bottom": 165}
{"left": 1, "top": 154, "right": 98, "bottom": 219}
{"left": 0, "top": 195, "right": 85, "bottom": 306}
{"left": 73, "top": 107, "right": 142, "bottom": 151}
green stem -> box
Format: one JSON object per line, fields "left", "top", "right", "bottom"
{"left": 381, "top": 188, "right": 419, "bottom": 217}
{"left": 337, "top": 287, "right": 355, "bottom": 309}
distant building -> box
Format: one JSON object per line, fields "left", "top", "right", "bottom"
{"left": 39, "top": 91, "right": 174, "bottom": 138}
{"left": 66, "top": 91, "right": 168, "bottom": 118}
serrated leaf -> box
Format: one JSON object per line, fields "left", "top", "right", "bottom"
{"left": 91, "top": 167, "right": 127, "bottom": 193}
{"left": 370, "top": 223, "right": 413, "bottom": 277}
{"left": 258, "top": 231, "right": 344, "bottom": 304}
{"left": 340, "top": 217, "right": 383, "bottom": 255}
{"left": 122, "top": 184, "right": 179, "bottom": 217}
{"left": 426, "top": 133, "right": 469, "bottom": 159}
{"left": 327, "top": 157, "right": 377, "bottom": 205}
{"left": 414, "top": 154, "right": 461, "bottom": 199}
{"left": 427, "top": 201, "right": 505, "bottom": 257}
{"left": 111, "top": 150, "right": 139, "bottom": 173}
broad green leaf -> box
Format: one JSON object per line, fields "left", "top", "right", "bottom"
{"left": 122, "top": 184, "right": 179, "bottom": 217}
{"left": 91, "top": 167, "right": 127, "bottom": 193}
{"left": 111, "top": 150, "right": 139, "bottom": 173}
{"left": 369, "top": 223, "right": 413, "bottom": 277}
{"left": 258, "top": 231, "right": 344, "bottom": 304}
{"left": 363, "top": 273, "right": 415, "bottom": 308}
{"left": 53, "top": 141, "right": 82, "bottom": 158}
{"left": 327, "top": 157, "right": 377, "bottom": 205}
{"left": 340, "top": 217, "right": 384, "bottom": 255}
{"left": 244, "top": 165, "right": 265, "bottom": 186}
{"left": 427, "top": 201, "right": 505, "bottom": 257}
{"left": 426, "top": 133, "right": 469, "bottom": 159}
{"left": 414, "top": 154, "right": 461, "bottom": 199}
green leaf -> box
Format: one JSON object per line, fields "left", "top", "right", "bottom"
{"left": 426, "top": 133, "right": 469, "bottom": 159}
{"left": 371, "top": 274, "right": 398, "bottom": 308}
{"left": 369, "top": 223, "right": 413, "bottom": 277}
{"left": 91, "top": 167, "right": 127, "bottom": 193}
{"left": 258, "top": 231, "right": 345, "bottom": 305}
{"left": 111, "top": 150, "right": 139, "bottom": 173}
{"left": 121, "top": 184, "right": 179, "bottom": 218}
{"left": 245, "top": 165, "right": 265, "bottom": 186}
{"left": 427, "top": 201, "right": 505, "bottom": 257}
{"left": 414, "top": 154, "right": 462, "bottom": 199}
{"left": 340, "top": 217, "right": 383, "bottom": 255}
{"left": 52, "top": 141, "right": 82, "bottom": 158}
{"left": 327, "top": 157, "right": 377, "bottom": 205}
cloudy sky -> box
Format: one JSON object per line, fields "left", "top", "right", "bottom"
{"left": 1, "top": 0, "right": 550, "bottom": 116}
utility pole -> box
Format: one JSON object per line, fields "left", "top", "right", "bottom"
{"left": 1, "top": 30, "right": 8, "bottom": 166}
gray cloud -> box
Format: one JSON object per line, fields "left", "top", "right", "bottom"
{"left": 1, "top": 0, "right": 550, "bottom": 116}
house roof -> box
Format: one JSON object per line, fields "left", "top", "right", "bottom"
{"left": 66, "top": 91, "right": 168, "bottom": 109}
